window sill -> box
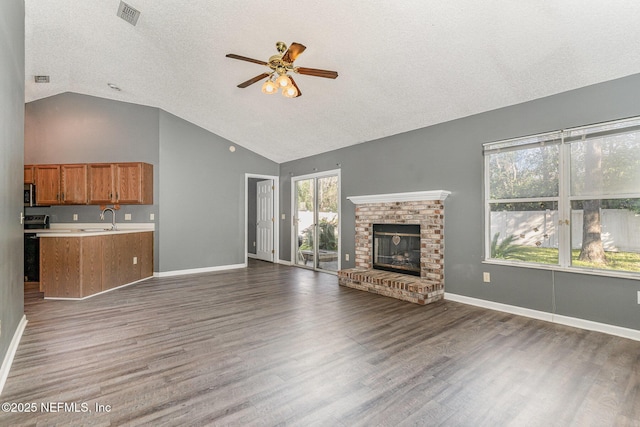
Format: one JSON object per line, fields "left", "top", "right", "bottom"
{"left": 482, "top": 259, "right": 640, "bottom": 281}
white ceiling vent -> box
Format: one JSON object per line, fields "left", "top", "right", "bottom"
{"left": 117, "top": 1, "right": 140, "bottom": 26}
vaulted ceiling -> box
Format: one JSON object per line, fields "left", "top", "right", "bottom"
{"left": 25, "top": 0, "right": 640, "bottom": 163}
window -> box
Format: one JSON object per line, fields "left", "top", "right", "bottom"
{"left": 484, "top": 117, "right": 640, "bottom": 276}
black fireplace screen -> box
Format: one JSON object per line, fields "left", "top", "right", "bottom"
{"left": 372, "top": 224, "right": 421, "bottom": 276}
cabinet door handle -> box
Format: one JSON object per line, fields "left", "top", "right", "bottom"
{"left": 116, "top": 192, "right": 119, "bottom": 200}
{"left": 62, "top": 192, "right": 65, "bottom": 201}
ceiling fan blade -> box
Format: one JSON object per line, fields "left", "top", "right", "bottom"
{"left": 226, "top": 54, "right": 268, "bottom": 66}
{"left": 237, "top": 73, "right": 270, "bottom": 88}
{"left": 281, "top": 42, "right": 306, "bottom": 63}
{"left": 289, "top": 76, "right": 302, "bottom": 98}
{"left": 295, "top": 67, "right": 338, "bottom": 79}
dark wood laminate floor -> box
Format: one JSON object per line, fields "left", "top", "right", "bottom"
{"left": 2, "top": 260, "right": 639, "bottom": 426}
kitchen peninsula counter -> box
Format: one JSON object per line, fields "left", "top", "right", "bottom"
{"left": 38, "top": 224, "right": 154, "bottom": 299}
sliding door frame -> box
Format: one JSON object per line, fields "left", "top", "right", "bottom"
{"left": 291, "top": 169, "right": 341, "bottom": 273}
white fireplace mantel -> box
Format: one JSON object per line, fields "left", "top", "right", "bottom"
{"left": 346, "top": 190, "right": 451, "bottom": 205}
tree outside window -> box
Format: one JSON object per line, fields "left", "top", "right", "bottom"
{"left": 485, "top": 118, "right": 640, "bottom": 274}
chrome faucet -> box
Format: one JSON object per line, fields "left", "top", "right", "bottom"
{"left": 100, "top": 207, "right": 117, "bottom": 230}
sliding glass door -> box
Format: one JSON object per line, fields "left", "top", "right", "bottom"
{"left": 293, "top": 171, "right": 340, "bottom": 273}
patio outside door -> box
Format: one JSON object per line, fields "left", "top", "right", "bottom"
{"left": 293, "top": 171, "right": 340, "bottom": 272}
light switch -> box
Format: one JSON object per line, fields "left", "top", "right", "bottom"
{"left": 150, "top": 213, "right": 155, "bottom": 221}
{"left": 73, "top": 214, "right": 78, "bottom": 221}
{"left": 124, "top": 213, "right": 132, "bottom": 221}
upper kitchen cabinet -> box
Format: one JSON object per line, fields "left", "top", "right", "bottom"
{"left": 88, "top": 162, "right": 153, "bottom": 205}
{"left": 88, "top": 163, "right": 115, "bottom": 205}
{"left": 116, "top": 163, "right": 153, "bottom": 204}
{"left": 34, "top": 165, "right": 61, "bottom": 205}
{"left": 60, "top": 164, "right": 88, "bottom": 204}
{"left": 24, "top": 165, "right": 35, "bottom": 184}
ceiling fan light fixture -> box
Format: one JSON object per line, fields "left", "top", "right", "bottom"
{"left": 282, "top": 85, "right": 298, "bottom": 98}
{"left": 226, "top": 41, "right": 338, "bottom": 99}
{"left": 275, "top": 74, "right": 292, "bottom": 88}
{"left": 261, "top": 80, "right": 278, "bottom": 95}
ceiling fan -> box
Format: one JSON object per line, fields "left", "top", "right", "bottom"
{"left": 226, "top": 42, "right": 338, "bottom": 98}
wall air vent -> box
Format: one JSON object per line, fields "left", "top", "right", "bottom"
{"left": 117, "top": 1, "right": 140, "bottom": 26}
{"left": 34, "top": 75, "right": 50, "bottom": 83}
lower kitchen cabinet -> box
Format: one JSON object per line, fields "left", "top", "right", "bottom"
{"left": 40, "top": 231, "right": 153, "bottom": 298}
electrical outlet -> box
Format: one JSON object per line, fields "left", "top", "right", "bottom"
{"left": 637, "top": 291, "right": 640, "bottom": 304}
{"left": 281, "top": 213, "right": 286, "bottom": 220}
{"left": 345, "top": 253, "right": 350, "bottom": 261}
{"left": 73, "top": 214, "right": 78, "bottom": 221}
{"left": 253, "top": 241, "right": 256, "bottom": 247}
{"left": 150, "top": 213, "right": 155, "bottom": 221}
{"left": 133, "top": 257, "right": 137, "bottom": 265}
{"left": 483, "top": 272, "right": 491, "bottom": 283}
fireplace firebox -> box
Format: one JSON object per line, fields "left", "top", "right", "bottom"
{"left": 372, "top": 224, "right": 421, "bottom": 276}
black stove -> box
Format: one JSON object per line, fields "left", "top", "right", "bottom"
{"left": 24, "top": 214, "right": 50, "bottom": 230}
{"left": 24, "top": 214, "right": 49, "bottom": 282}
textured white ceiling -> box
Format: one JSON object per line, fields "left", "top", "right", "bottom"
{"left": 25, "top": 0, "right": 640, "bottom": 163}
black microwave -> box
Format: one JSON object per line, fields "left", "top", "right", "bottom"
{"left": 24, "top": 184, "right": 36, "bottom": 207}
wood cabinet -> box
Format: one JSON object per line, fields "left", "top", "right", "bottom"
{"left": 116, "top": 163, "right": 153, "bottom": 204}
{"left": 34, "top": 165, "right": 61, "bottom": 205}
{"left": 60, "top": 164, "right": 88, "bottom": 204}
{"left": 39, "top": 236, "right": 81, "bottom": 297}
{"left": 40, "top": 231, "right": 154, "bottom": 298}
{"left": 24, "top": 165, "right": 35, "bottom": 184}
{"left": 27, "top": 162, "right": 153, "bottom": 205}
{"left": 102, "top": 233, "right": 142, "bottom": 291}
{"left": 101, "top": 236, "right": 118, "bottom": 292}
{"left": 88, "top": 162, "right": 153, "bottom": 205}
{"left": 139, "top": 231, "right": 154, "bottom": 279}
{"left": 88, "top": 164, "right": 115, "bottom": 204}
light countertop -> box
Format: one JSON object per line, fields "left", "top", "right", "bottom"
{"left": 26, "top": 223, "right": 154, "bottom": 237}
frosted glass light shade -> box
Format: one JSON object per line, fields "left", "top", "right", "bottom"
{"left": 282, "top": 85, "right": 298, "bottom": 98}
{"left": 261, "top": 80, "right": 278, "bottom": 94}
{"left": 276, "top": 74, "right": 292, "bottom": 88}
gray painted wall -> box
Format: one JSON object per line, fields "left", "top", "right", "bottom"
{"left": 24, "top": 92, "right": 160, "bottom": 268}
{"left": 24, "top": 93, "right": 278, "bottom": 273}
{"left": 158, "top": 111, "right": 278, "bottom": 272}
{"left": 280, "top": 73, "right": 640, "bottom": 331}
{"left": 0, "top": 0, "right": 25, "bottom": 371}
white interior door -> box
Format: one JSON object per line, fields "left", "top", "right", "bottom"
{"left": 256, "top": 179, "right": 274, "bottom": 262}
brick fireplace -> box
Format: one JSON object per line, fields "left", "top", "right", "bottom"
{"left": 338, "top": 190, "right": 450, "bottom": 305}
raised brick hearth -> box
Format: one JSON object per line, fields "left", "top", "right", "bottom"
{"left": 338, "top": 191, "right": 450, "bottom": 305}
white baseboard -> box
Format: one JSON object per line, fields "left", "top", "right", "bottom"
{"left": 277, "top": 259, "right": 292, "bottom": 266}
{"left": 154, "top": 263, "right": 247, "bottom": 278}
{"left": 551, "top": 314, "right": 640, "bottom": 342}
{"left": 0, "top": 315, "right": 27, "bottom": 396}
{"left": 445, "top": 292, "right": 640, "bottom": 342}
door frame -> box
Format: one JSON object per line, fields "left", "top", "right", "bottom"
{"left": 290, "top": 169, "right": 341, "bottom": 273}
{"left": 245, "top": 173, "right": 279, "bottom": 265}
